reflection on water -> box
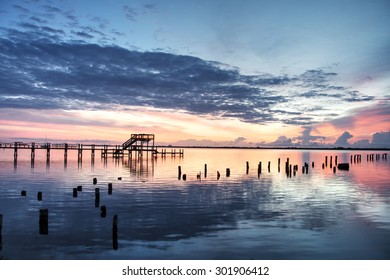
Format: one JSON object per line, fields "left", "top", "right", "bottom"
{"left": 0, "top": 148, "right": 389, "bottom": 259}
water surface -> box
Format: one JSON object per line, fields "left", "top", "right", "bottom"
{"left": 0, "top": 148, "right": 389, "bottom": 259}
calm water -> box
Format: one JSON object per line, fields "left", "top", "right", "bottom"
{"left": 0, "top": 148, "right": 389, "bottom": 260}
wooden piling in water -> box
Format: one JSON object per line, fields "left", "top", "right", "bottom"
{"left": 217, "top": 171, "right": 220, "bottom": 180}
{"left": 39, "top": 209, "right": 48, "bottom": 235}
{"left": 93, "top": 178, "right": 97, "bottom": 184}
{"left": 246, "top": 161, "right": 249, "bottom": 174}
{"left": 108, "top": 183, "right": 113, "bottom": 195}
{"left": 333, "top": 166, "right": 336, "bottom": 174}
{"left": 182, "top": 174, "right": 187, "bottom": 181}
{"left": 268, "top": 161, "right": 271, "bottom": 172}
{"left": 37, "top": 191, "right": 42, "bottom": 201}
{"left": 21, "top": 190, "right": 27, "bottom": 196}
{"left": 100, "top": 206, "right": 106, "bottom": 218}
{"left": 0, "top": 214, "right": 2, "bottom": 251}
{"left": 226, "top": 168, "right": 231, "bottom": 177}
{"left": 112, "top": 215, "right": 118, "bottom": 250}
{"left": 95, "top": 188, "right": 100, "bottom": 207}
{"left": 178, "top": 166, "right": 182, "bottom": 180}
{"left": 204, "top": 164, "right": 207, "bottom": 178}
{"left": 77, "top": 185, "right": 82, "bottom": 192}
{"left": 337, "top": 163, "right": 350, "bottom": 171}
{"left": 73, "top": 188, "right": 78, "bottom": 197}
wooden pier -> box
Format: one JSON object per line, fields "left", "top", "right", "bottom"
{"left": 0, "top": 134, "right": 184, "bottom": 163}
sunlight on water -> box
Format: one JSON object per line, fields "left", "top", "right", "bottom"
{"left": 0, "top": 148, "right": 389, "bottom": 259}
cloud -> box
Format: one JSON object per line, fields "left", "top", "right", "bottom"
{"left": 123, "top": 5, "right": 138, "bottom": 21}
{"left": 268, "top": 136, "right": 293, "bottom": 147}
{"left": 371, "top": 131, "right": 390, "bottom": 148}
{"left": 294, "top": 126, "right": 326, "bottom": 146}
{"left": 335, "top": 131, "right": 353, "bottom": 146}
{"left": 0, "top": 24, "right": 379, "bottom": 128}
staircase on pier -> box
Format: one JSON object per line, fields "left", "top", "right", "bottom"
{"left": 122, "top": 134, "right": 157, "bottom": 155}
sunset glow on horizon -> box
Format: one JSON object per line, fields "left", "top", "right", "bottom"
{"left": 0, "top": 0, "right": 389, "bottom": 147}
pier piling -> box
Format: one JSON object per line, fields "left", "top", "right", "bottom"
{"left": 93, "top": 178, "right": 97, "bottom": 185}
{"left": 37, "top": 192, "right": 42, "bottom": 201}
{"left": 21, "top": 190, "right": 27, "bottom": 196}
{"left": 204, "top": 164, "right": 207, "bottom": 178}
{"left": 112, "top": 215, "right": 118, "bottom": 250}
{"left": 95, "top": 188, "right": 100, "bottom": 207}
{"left": 73, "top": 188, "right": 78, "bottom": 197}
{"left": 108, "top": 183, "right": 113, "bottom": 195}
{"left": 39, "top": 209, "right": 49, "bottom": 235}
{"left": 100, "top": 206, "right": 107, "bottom": 218}
{"left": 178, "top": 166, "right": 182, "bottom": 180}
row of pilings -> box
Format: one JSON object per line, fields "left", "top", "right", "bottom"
{"left": 176, "top": 152, "right": 388, "bottom": 181}
{"left": 0, "top": 176, "right": 122, "bottom": 252}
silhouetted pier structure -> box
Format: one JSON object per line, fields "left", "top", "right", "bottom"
{"left": 0, "top": 134, "right": 184, "bottom": 164}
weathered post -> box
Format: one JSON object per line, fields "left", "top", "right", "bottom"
{"left": 178, "top": 166, "right": 182, "bottom": 180}
{"left": 112, "top": 215, "right": 118, "bottom": 250}
{"left": 278, "top": 158, "right": 281, "bottom": 166}
{"left": 93, "top": 178, "right": 97, "bottom": 185}
{"left": 246, "top": 161, "right": 249, "bottom": 174}
{"left": 37, "top": 191, "right": 42, "bottom": 201}
{"left": 226, "top": 168, "right": 231, "bottom": 177}
{"left": 268, "top": 161, "right": 271, "bottom": 172}
{"left": 217, "top": 171, "right": 220, "bottom": 180}
{"left": 335, "top": 156, "right": 338, "bottom": 165}
{"left": 95, "top": 188, "right": 100, "bottom": 207}
{"left": 100, "top": 206, "right": 107, "bottom": 218}
{"left": 325, "top": 156, "right": 328, "bottom": 167}
{"left": 77, "top": 185, "right": 82, "bottom": 192}
{"left": 333, "top": 166, "right": 336, "bottom": 174}
{"left": 204, "top": 164, "right": 207, "bottom": 178}
{"left": 21, "top": 190, "right": 27, "bottom": 196}
{"left": 182, "top": 174, "right": 187, "bottom": 181}
{"left": 73, "top": 188, "right": 78, "bottom": 197}
{"left": 0, "top": 214, "right": 2, "bottom": 251}
{"left": 108, "top": 183, "right": 113, "bottom": 195}
{"left": 39, "top": 209, "right": 49, "bottom": 235}
{"left": 312, "top": 161, "right": 314, "bottom": 168}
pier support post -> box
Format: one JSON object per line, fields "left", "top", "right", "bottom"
{"left": 37, "top": 191, "right": 42, "bottom": 201}
{"left": 108, "top": 183, "right": 113, "bottom": 195}
{"left": 0, "top": 214, "right": 3, "bottom": 251}
{"left": 100, "top": 206, "right": 107, "bottom": 218}
{"left": 39, "top": 209, "right": 49, "bottom": 235}
{"left": 246, "top": 161, "right": 249, "bottom": 174}
{"left": 31, "top": 142, "right": 35, "bottom": 163}
{"left": 226, "top": 168, "right": 231, "bottom": 177}
{"left": 73, "top": 188, "right": 78, "bottom": 197}
{"left": 204, "top": 164, "right": 207, "bottom": 178}
{"left": 112, "top": 215, "right": 118, "bottom": 250}
{"left": 95, "top": 188, "right": 100, "bottom": 207}
{"left": 178, "top": 166, "right": 182, "bottom": 180}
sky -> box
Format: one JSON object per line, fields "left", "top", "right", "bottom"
{"left": 0, "top": 0, "right": 389, "bottom": 147}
